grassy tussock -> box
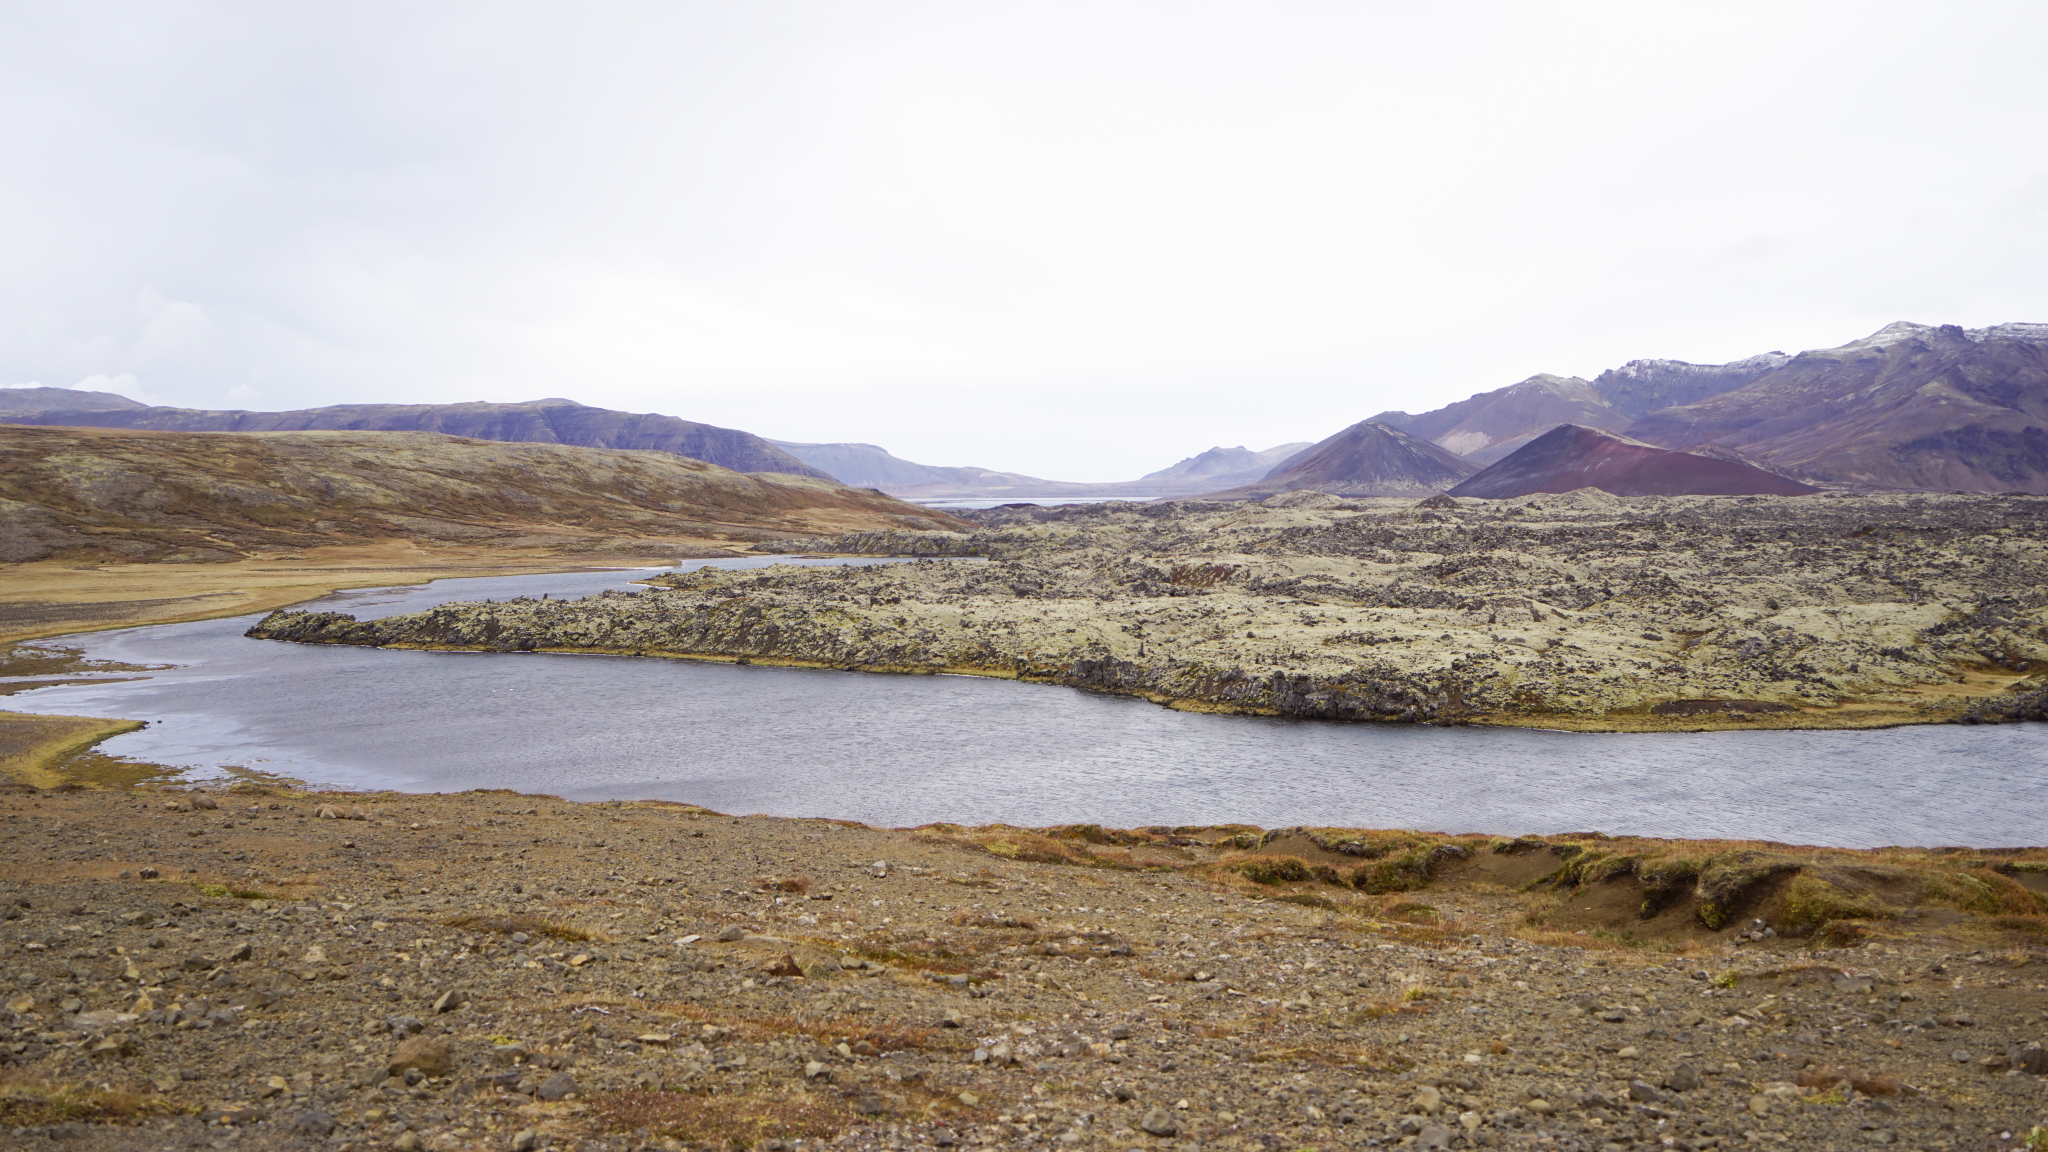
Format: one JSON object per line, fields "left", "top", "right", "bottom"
{"left": 840, "top": 939, "right": 984, "bottom": 976}
{"left": 1219, "top": 842, "right": 1466, "bottom": 895}
{"left": 1920, "top": 868, "right": 2044, "bottom": 917}
{"left": 195, "top": 883, "right": 277, "bottom": 901}
{"left": 911, "top": 825, "right": 1161, "bottom": 871}
{"left": 442, "top": 913, "right": 598, "bottom": 942}
{"left": 1778, "top": 874, "right": 1894, "bottom": 932}
{"left": 0, "top": 1075, "right": 188, "bottom": 1127}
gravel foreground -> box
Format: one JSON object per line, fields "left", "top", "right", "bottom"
{"left": 2, "top": 785, "right": 2046, "bottom": 1152}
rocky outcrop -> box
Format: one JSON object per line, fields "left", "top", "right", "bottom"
{"left": 1961, "top": 681, "right": 2048, "bottom": 724}
{"left": 249, "top": 492, "right": 2048, "bottom": 729}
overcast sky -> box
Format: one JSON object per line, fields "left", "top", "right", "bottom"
{"left": 3, "top": 2, "right": 2045, "bottom": 480}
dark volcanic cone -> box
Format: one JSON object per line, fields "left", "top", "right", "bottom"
{"left": 1206, "top": 420, "right": 1479, "bottom": 498}
{"left": 1446, "top": 424, "right": 1820, "bottom": 499}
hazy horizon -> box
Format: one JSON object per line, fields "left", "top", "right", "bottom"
{"left": 4, "top": 3, "right": 2045, "bottom": 481}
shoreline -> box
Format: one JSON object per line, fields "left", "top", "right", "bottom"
{"left": 250, "top": 634, "right": 2029, "bottom": 736}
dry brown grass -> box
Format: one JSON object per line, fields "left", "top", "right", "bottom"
{"left": 0, "top": 1074, "right": 189, "bottom": 1127}
{"left": 842, "top": 938, "right": 987, "bottom": 976}
{"left": 442, "top": 912, "right": 598, "bottom": 942}
{"left": 910, "top": 825, "right": 1161, "bottom": 871}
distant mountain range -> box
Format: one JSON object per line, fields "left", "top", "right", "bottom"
{"left": 1347, "top": 321, "right": 2048, "bottom": 496}
{"left": 768, "top": 438, "right": 1310, "bottom": 499}
{"left": 0, "top": 395, "right": 831, "bottom": 480}
{"left": 6, "top": 318, "right": 2042, "bottom": 501}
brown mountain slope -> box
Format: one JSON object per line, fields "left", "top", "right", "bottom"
{"left": 1446, "top": 424, "right": 1818, "bottom": 499}
{"left": 1206, "top": 420, "right": 1478, "bottom": 498}
{"left": 1368, "top": 374, "right": 1630, "bottom": 465}
{"left": 0, "top": 394, "right": 833, "bottom": 480}
{"left": 0, "top": 425, "right": 963, "bottom": 566}
{"left": 1624, "top": 321, "right": 2048, "bottom": 492}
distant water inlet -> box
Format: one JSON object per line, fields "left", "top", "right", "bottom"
{"left": 6, "top": 561, "right": 2046, "bottom": 848}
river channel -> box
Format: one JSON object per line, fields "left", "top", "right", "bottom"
{"left": 6, "top": 560, "right": 2045, "bottom": 847}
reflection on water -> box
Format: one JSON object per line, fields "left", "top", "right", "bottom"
{"left": 7, "top": 560, "right": 2045, "bottom": 848}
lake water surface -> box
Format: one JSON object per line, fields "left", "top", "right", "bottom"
{"left": 7, "top": 560, "right": 2045, "bottom": 848}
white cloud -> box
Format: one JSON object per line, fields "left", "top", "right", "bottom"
{"left": 0, "top": 1, "right": 2044, "bottom": 478}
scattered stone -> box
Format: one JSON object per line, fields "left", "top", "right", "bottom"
{"left": 1139, "top": 1107, "right": 1178, "bottom": 1136}
{"left": 388, "top": 1035, "right": 454, "bottom": 1078}
{"left": 536, "top": 1071, "right": 579, "bottom": 1101}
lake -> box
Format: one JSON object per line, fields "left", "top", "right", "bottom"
{"left": 6, "top": 560, "right": 2044, "bottom": 848}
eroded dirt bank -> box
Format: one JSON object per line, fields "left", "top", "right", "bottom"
{"left": 247, "top": 493, "right": 2048, "bottom": 730}
{"left": 2, "top": 784, "right": 2047, "bottom": 1151}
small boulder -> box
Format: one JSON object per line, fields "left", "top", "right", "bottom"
{"left": 1139, "top": 1107, "right": 1178, "bottom": 1136}
{"left": 388, "top": 1035, "right": 454, "bottom": 1079}
{"left": 716, "top": 924, "right": 746, "bottom": 942}
{"left": 536, "top": 1071, "right": 579, "bottom": 1101}
{"left": 1667, "top": 1063, "right": 1703, "bottom": 1092}
{"left": 293, "top": 1111, "right": 336, "bottom": 1137}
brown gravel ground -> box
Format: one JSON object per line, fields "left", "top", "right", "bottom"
{"left": 1, "top": 785, "right": 2045, "bottom": 1152}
